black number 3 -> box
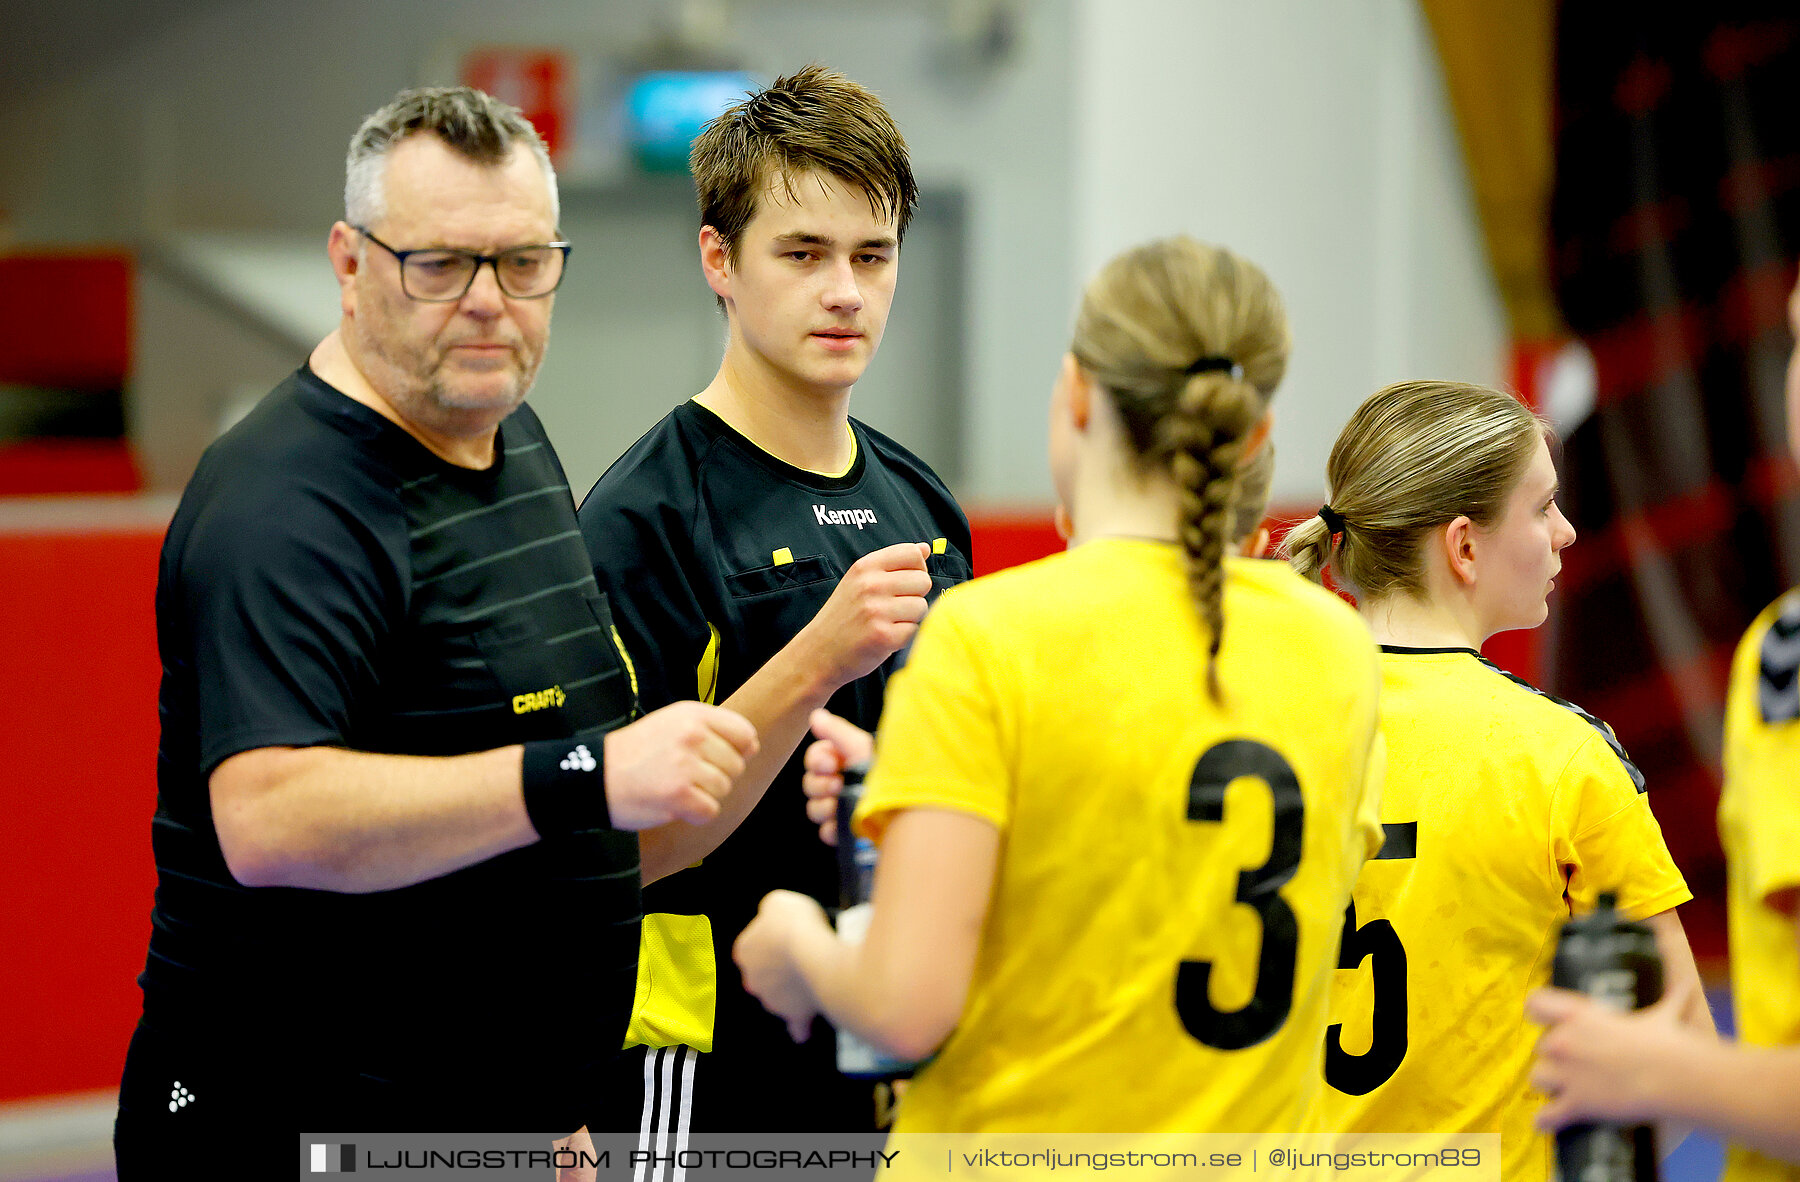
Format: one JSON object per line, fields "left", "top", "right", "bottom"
{"left": 1176, "top": 739, "right": 1304, "bottom": 1050}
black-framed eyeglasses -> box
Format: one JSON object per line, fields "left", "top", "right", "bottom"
{"left": 355, "top": 226, "right": 572, "bottom": 301}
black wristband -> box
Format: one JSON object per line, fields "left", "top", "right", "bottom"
{"left": 521, "top": 735, "right": 612, "bottom": 839}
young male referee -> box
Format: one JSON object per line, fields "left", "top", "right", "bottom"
{"left": 577, "top": 65, "right": 971, "bottom": 1136}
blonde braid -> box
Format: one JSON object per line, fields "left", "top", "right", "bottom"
{"left": 1069, "top": 236, "right": 1290, "bottom": 705}
{"left": 1160, "top": 376, "right": 1260, "bottom": 700}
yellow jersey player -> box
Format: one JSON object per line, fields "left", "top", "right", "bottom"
{"left": 731, "top": 236, "right": 1387, "bottom": 1135}
{"left": 1529, "top": 272, "right": 1800, "bottom": 1179}
{"left": 1282, "top": 381, "right": 1714, "bottom": 1182}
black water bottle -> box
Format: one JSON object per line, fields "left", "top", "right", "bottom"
{"left": 831, "top": 761, "right": 920, "bottom": 1079}
{"left": 835, "top": 762, "right": 879, "bottom": 912}
{"left": 1550, "top": 892, "right": 1663, "bottom": 1182}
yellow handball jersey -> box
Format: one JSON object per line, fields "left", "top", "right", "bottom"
{"left": 1317, "top": 647, "right": 1691, "bottom": 1182}
{"left": 855, "top": 540, "right": 1386, "bottom": 1134}
{"left": 1719, "top": 590, "right": 1800, "bottom": 1182}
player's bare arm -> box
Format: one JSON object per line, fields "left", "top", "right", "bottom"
{"left": 734, "top": 806, "right": 997, "bottom": 1058}
{"left": 1644, "top": 908, "right": 1718, "bottom": 1036}
{"left": 1528, "top": 894, "right": 1800, "bottom": 1164}
{"left": 1530, "top": 991, "right": 1800, "bottom": 1164}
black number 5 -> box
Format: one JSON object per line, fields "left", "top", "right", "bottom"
{"left": 1325, "top": 822, "right": 1415, "bottom": 1094}
{"left": 1176, "top": 739, "right": 1304, "bottom": 1050}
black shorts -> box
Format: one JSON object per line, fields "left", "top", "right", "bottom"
{"left": 114, "top": 1018, "right": 317, "bottom": 1179}
{"left": 115, "top": 1017, "right": 621, "bottom": 1178}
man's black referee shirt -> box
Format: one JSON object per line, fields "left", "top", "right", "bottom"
{"left": 132, "top": 367, "right": 640, "bottom": 1133}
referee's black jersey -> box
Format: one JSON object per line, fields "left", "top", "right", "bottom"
{"left": 136, "top": 367, "right": 640, "bottom": 1130}
{"left": 577, "top": 401, "right": 970, "bottom": 1085}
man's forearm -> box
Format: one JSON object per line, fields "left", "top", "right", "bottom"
{"left": 639, "top": 640, "right": 835, "bottom": 883}
{"left": 212, "top": 744, "right": 535, "bottom": 893}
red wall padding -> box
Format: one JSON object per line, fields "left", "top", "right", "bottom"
{"left": 0, "top": 440, "right": 144, "bottom": 496}
{"left": 968, "top": 510, "right": 1063, "bottom": 577}
{"left": 0, "top": 528, "right": 162, "bottom": 1103}
{"left": 0, "top": 253, "right": 133, "bottom": 390}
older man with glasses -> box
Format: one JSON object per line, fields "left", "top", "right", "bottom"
{"left": 114, "top": 86, "right": 757, "bottom": 1177}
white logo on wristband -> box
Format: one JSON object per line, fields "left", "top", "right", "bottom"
{"left": 560, "top": 744, "right": 596, "bottom": 772}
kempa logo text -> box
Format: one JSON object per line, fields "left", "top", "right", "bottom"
{"left": 814, "top": 505, "right": 878, "bottom": 529}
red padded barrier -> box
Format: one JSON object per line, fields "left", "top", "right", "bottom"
{"left": 967, "top": 508, "right": 1063, "bottom": 577}
{"left": 0, "top": 440, "right": 143, "bottom": 495}
{"left": 0, "top": 253, "right": 133, "bottom": 390}
{"left": 0, "top": 525, "right": 162, "bottom": 1102}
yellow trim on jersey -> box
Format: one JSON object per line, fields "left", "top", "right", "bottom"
{"left": 931, "top": 537, "right": 947, "bottom": 555}
{"left": 609, "top": 626, "right": 639, "bottom": 705}
{"left": 696, "top": 622, "right": 720, "bottom": 705}
{"left": 819, "top": 424, "right": 857, "bottom": 480}
{"left": 772, "top": 547, "right": 793, "bottom": 566}
{"left": 692, "top": 397, "right": 859, "bottom": 479}
{"left": 622, "top": 913, "right": 717, "bottom": 1051}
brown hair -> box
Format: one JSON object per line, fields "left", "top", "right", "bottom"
{"left": 689, "top": 64, "right": 917, "bottom": 266}
{"left": 345, "top": 86, "right": 556, "bottom": 228}
{"left": 1281, "top": 381, "right": 1545, "bottom": 603}
{"left": 1071, "top": 236, "right": 1290, "bottom": 700}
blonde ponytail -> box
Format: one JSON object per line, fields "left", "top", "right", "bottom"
{"left": 1282, "top": 514, "right": 1336, "bottom": 585}
{"left": 1281, "top": 381, "right": 1544, "bottom": 603}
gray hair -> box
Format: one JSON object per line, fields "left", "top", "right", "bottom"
{"left": 344, "top": 86, "right": 559, "bottom": 228}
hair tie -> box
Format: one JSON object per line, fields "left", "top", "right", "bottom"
{"left": 1186, "top": 355, "right": 1244, "bottom": 381}
{"left": 1318, "top": 504, "right": 1346, "bottom": 534}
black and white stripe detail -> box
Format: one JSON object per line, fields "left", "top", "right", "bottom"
{"left": 1757, "top": 591, "right": 1800, "bottom": 724}
{"left": 1471, "top": 654, "right": 1646, "bottom": 793}
{"left": 635, "top": 1046, "right": 698, "bottom": 1182}
{"left": 1379, "top": 646, "right": 1647, "bottom": 793}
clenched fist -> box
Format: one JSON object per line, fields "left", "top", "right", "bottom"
{"left": 797, "top": 542, "right": 934, "bottom": 691}
{"left": 603, "top": 701, "right": 758, "bottom": 829}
